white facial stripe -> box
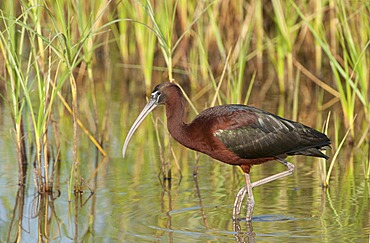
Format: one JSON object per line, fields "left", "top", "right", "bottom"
{"left": 151, "top": 91, "right": 161, "bottom": 103}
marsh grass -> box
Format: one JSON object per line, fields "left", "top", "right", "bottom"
{"left": 0, "top": 3, "right": 70, "bottom": 192}
{"left": 1, "top": 2, "right": 370, "bottom": 242}
{"left": 291, "top": 1, "right": 369, "bottom": 140}
{"left": 136, "top": 1, "right": 369, "bottom": 187}
{"left": 0, "top": 7, "right": 28, "bottom": 184}
{"left": 0, "top": 0, "right": 369, "bottom": 194}
{"left": 0, "top": 0, "right": 110, "bottom": 194}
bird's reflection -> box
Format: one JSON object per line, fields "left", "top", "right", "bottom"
{"left": 233, "top": 218, "right": 255, "bottom": 243}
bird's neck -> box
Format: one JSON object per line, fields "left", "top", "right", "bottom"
{"left": 165, "top": 96, "right": 193, "bottom": 148}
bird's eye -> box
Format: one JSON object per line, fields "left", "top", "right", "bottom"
{"left": 151, "top": 91, "right": 160, "bottom": 98}
{"left": 151, "top": 91, "right": 161, "bottom": 103}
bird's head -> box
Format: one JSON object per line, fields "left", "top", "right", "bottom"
{"left": 122, "top": 82, "right": 180, "bottom": 158}
{"left": 150, "top": 82, "right": 182, "bottom": 106}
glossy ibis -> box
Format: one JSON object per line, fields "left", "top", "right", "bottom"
{"left": 122, "top": 82, "right": 331, "bottom": 221}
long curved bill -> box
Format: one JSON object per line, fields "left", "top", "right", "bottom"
{"left": 122, "top": 97, "right": 158, "bottom": 158}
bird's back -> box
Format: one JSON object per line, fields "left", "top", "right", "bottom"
{"left": 190, "top": 104, "right": 330, "bottom": 160}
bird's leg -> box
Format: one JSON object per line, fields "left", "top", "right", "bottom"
{"left": 232, "top": 159, "right": 295, "bottom": 221}
{"left": 250, "top": 159, "right": 295, "bottom": 188}
{"left": 233, "top": 173, "right": 254, "bottom": 221}
{"left": 245, "top": 173, "right": 254, "bottom": 221}
{"left": 233, "top": 186, "right": 246, "bottom": 218}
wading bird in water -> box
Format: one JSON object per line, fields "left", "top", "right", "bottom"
{"left": 122, "top": 82, "right": 331, "bottom": 221}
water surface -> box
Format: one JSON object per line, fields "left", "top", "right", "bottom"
{"left": 0, "top": 87, "right": 369, "bottom": 242}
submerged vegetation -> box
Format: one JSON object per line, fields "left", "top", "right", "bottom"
{"left": 0, "top": 0, "right": 369, "bottom": 240}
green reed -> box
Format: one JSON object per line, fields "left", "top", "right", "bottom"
{"left": 1, "top": 0, "right": 370, "bottom": 191}
{"left": 0, "top": 4, "right": 56, "bottom": 191}
{"left": 46, "top": 0, "right": 111, "bottom": 195}
{"left": 0, "top": 6, "right": 28, "bottom": 184}
{"left": 14, "top": 5, "right": 58, "bottom": 191}
{"left": 271, "top": 0, "right": 296, "bottom": 116}
{"left": 0, "top": 0, "right": 110, "bottom": 194}
{"left": 292, "top": 1, "right": 369, "bottom": 141}
{"left": 140, "top": 1, "right": 367, "bottom": 179}
{"left": 1, "top": 2, "right": 368, "bottom": 240}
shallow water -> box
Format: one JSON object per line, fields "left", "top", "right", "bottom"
{"left": 0, "top": 89, "right": 369, "bottom": 242}
{"left": 0, "top": 141, "right": 369, "bottom": 242}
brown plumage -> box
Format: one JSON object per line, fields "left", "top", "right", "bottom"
{"left": 123, "top": 82, "right": 331, "bottom": 221}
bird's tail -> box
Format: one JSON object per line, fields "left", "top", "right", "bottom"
{"left": 288, "top": 145, "right": 331, "bottom": 159}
